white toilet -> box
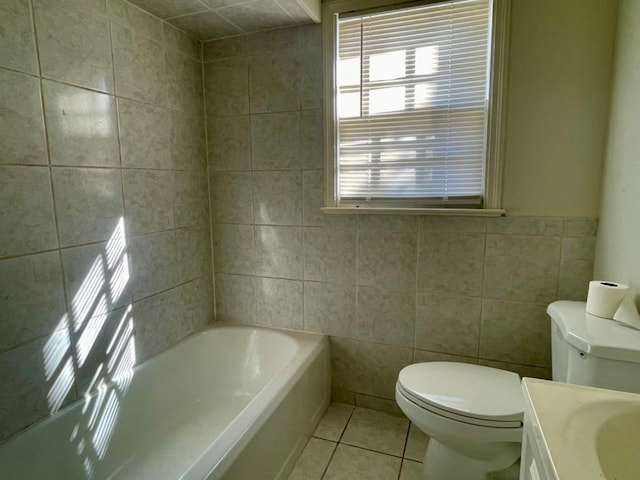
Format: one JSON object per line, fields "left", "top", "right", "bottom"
{"left": 396, "top": 300, "right": 640, "bottom": 480}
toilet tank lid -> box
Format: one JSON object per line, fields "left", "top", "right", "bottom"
{"left": 548, "top": 301, "right": 640, "bottom": 363}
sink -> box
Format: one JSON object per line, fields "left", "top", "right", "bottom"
{"left": 596, "top": 406, "right": 640, "bottom": 480}
{"left": 521, "top": 379, "right": 640, "bottom": 480}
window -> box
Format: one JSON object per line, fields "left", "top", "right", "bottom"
{"left": 323, "top": 0, "right": 510, "bottom": 214}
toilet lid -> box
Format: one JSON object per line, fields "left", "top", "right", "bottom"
{"left": 397, "top": 362, "right": 524, "bottom": 423}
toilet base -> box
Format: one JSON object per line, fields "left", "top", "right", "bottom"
{"left": 422, "top": 438, "right": 520, "bottom": 480}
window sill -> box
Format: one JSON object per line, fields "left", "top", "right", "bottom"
{"left": 321, "top": 207, "right": 506, "bottom": 217}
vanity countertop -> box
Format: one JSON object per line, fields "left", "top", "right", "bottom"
{"left": 521, "top": 378, "right": 640, "bottom": 480}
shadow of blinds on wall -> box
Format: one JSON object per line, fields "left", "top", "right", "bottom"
{"left": 336, "top": 0, "right": 492, "bottom": 207}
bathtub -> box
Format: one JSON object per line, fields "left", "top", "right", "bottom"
{"left": 0, "top": 323, "right": 330, "bottom": 480}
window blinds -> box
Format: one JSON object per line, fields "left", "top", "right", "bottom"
{"left": 336, "top": 0, "right": 492, "bottom": 207}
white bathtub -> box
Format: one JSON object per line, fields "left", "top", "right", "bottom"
{"left": 0, "top": 323, "right": 330, "bottom": 480}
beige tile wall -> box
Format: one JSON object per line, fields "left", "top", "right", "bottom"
{"left": 204, "top": 25, "right": 598, "bottom": 407}
{"left": 0, "top": 0, "right": 212, "bottom": 442}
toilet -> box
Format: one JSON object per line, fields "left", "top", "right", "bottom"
{"left": 396, "top": 300, "right": 640, "bottom": 480}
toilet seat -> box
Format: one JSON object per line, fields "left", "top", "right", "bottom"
{"left": 397, "top": 362, "right": 524, "bottom": 428}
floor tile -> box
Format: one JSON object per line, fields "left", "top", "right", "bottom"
{"left": 313, "top": 403, "right": 355, "bottom": 442}
{"left": 404, "top": 423, "right": 429, "bottom": 462}
{"left": 341, "top": 407, "right": 409, "bottom": 457}
{"left": 399, "top": 459, "right": 423, "bottom": 480}
{"left": 288, "top": 437, "right": 336, "bottom": 480}
{"left": 323, "top": 444, "right": 401, "bottom": 480}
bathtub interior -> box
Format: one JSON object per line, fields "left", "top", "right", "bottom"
{"left": 0, "top": 324, "right": 329, "bottom": 480}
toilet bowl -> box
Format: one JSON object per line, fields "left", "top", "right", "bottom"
{"left": 395, "top": 362, "right": 523, "bottom": 480}
{"left": 396, "top": 301, "right": 640, "bottom": 480}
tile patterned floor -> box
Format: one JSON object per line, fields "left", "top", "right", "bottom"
{"left": 288, "top": 404, "right": 429, "bottom": 480}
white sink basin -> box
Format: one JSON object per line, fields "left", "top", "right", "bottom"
{"left": 522, "top": 379, "right": 640, "bottom": 480}
{"left": 596, "top": 406, "right": 640, "bottom": 480}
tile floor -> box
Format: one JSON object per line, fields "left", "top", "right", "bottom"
{"left": 288, "top": 404, "right": 429, "bottom": 480}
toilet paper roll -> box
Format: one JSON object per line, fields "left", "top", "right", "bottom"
{"left": 586, "top": 281, "right": 630, "bottom": 319}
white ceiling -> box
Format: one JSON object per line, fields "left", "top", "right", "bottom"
{"left": 128, "top": 0, "right": 320, "bottom": 41}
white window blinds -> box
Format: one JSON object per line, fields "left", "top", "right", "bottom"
{"left": 336, "top": 0, "right": 492, "bottom": 207}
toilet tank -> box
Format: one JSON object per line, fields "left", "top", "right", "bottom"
{"left": 548, "top": 301, "right": 640, "bottom": 394}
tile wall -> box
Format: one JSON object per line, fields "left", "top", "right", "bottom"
{"left": 204, "top": 25, "right": 598, "bottom": 409}
{"left": 0, "top": 0, "right": 212, "bottom": 442}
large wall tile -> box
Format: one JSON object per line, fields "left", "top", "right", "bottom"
{"left": 213, "top": 224, "right": 254, "bottom": 275}
{"left": 0, "top": 166, "right": 57, "bottom": 258}
{"left": 415, "top": 294, "right": 481, "bottom": 357}
{"left": 163, "top": 23, "right": 201, "bottom": 61}
{"left": 173, "top": 170, "right": 209, "bottom": 228}
{"left": 0, "top": 339, "right": 50, "bottom": 443}
{"left": 133, "top": 288, "right": 181, "bottom": 361}
{"left": 180, "top": 278, "right": 213, "bottom": 337}
{"left": 211, "top": 172, "right": 254, "bottom": 224}
{"left": 123, "top": 169, "right": 174, "bottom": 235}
{"left": 255, "top": 277, "right": 303, "bottom": 329}
{"left": 118, "top": 98, "right": 171, "bottom": 169}
{"left": 300, "top": 43, "right": 322, "bottom": 109}
{"left": 73, "top": 305, "right": 129, "bottom": 394}
{"left": 301, "top": 109, "right": 323, "bottom": 170}
{"left": 484, "top": 234, "right": 561, "bottom": 303}
{"left": 112, "top": 23, "right": 166, "bottom": 106}
{"left": 358, "top": 230, "right": 417, "bottom": 290}
{"left": 108, "top": 0, "right": 163, "bottom": 42}
{"left": 0, "top": 0, "right": 38, "bottom": 74}
{"left": 254, "top": 225, "right": 302, "bottom": 279}
{"left": 43, "top": 81, "right": 119, "bottom": 167}
{"left": 558, "top": 236, "right": 595, "bottom": 300}
{"left": 356, "top": 286, "right": 415, "bottom": 347}
{"left": 478, "top": 359, "right": 550, "bottom": 380}
{"left": 251, "top": 112, "right": 301, "bottom": 170}
{"left": 61, "top": 241, "right": 132, "bottom": 317}
{"left": 52, "top": 167, "right": 124, "bottom": 247}
{"left": 302, "top": 170, "right": 357, "bottom": 229}
{"left": 247, "top": 26, "right": 297, "bottom": 54}
{"left": 203, "top": 36, "right": 247, "bottom": 62}
{"left": 171, "top": 109, "right": 206, "bottom": 171}
{"left": 414, "top": 349, "right": 477, "bottom": 364}
{"left": 0, "top": 70, "right": 47, "bottom": 165}
{"left": 359, "top": 215, "right": 417, "bottom": 232}
{"left": 176, "top": 226, "right": 212, "bottom": 283}
{"left": 165, "top": 49, "right": 203, "bottom": 115}
{"left": 249, "top": 49, "right": 300, "bottom": 113}
{"left": 419, "top": 216, "right": 487, "bottom": 233}
{"left": 0, "top": 252, "right": 66, "bottom": 351}
{"left": 215, "top": 273, "right": 255, "bottom": 323}
{"left": 204, "top": 58, "right": 249, "bottom": 116}
{"left": 129, "top": 230, "right": 178, "bottom": 300}
{"left": 354, "top": 341, "right": 413, "bottom": 399}
{"left": 486, "top": 216, "right": 563, "bottom": 236}
{"left": 563, "top": 217, "right": 598, "bottom": 237}
{"left": 329, "top": 336, "right": 358, "bottom": 396}
{"left": 480, "top": 300, "right": 551, "bottom": 367}
{"left": 253, "top": 170, "right": 302, "bottom": 225}
{"left": 417, "top": 232, "right": 485, "bottom": 297}
{"left": 303, "top": 227, "right": 356, "bottom": 284}
{"left": 303, "top": 281, "right": 356, "bottom": 338}
{"left": 207, "top": 115, "right": 251, "bottom": 170}
{"left": 208, "top": 115, "right": 252, "bottom": 171}
{"left": 33, "top": 0, "right": 113, "bottom": 92}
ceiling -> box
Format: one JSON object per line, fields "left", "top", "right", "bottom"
{"left": 128, "top": 0, "right": 320, "bottom": 41}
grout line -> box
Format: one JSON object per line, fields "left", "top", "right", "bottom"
{"left": 29, "top": 0, "right": 81, "bottom": 403}
{"left": 200, "top": 30, "right": 217, "bottom": 321}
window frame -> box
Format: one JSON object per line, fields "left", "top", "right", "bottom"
{"left": 322, "top": 0, "right": 511, "bottom": 216}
